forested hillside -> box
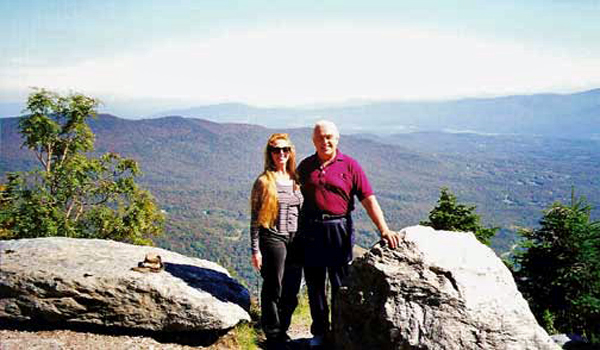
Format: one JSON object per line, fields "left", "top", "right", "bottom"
{"left": 2, "top": 115, "right": 599, "bottom": 292}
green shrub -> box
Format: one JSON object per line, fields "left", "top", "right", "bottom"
{"left": 421, "top": 187, "right": 498, "bottom": 245}
{"left": 0, "top": 89, "right": 163, "bottom": 244}
{"left": 514, "top": 194, "right": 600, "bottom": 341}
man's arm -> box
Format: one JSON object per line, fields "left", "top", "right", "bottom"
{"left": 361, "top": 195, "right": 402, "bottom": 249}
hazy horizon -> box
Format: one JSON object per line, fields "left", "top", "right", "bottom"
{"left": 1, "top": 87, "right": 599, "bottom": 121}
{"left": 2, "top": 1, "right": 600, "bottom": 116}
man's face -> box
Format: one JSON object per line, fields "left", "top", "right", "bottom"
{"left": 313, "top": 124, "right": 339, "bottom": 160}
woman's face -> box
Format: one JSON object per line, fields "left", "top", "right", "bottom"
{"left": 269, "top": 139, "right": 291, "bottom": 170}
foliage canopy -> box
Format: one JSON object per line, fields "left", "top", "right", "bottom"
{"left": 421, "top": 187, "right": 498, "bottom": 245}
{"left": 0, "top": 89, "right": 164, "bottom": 245}
{"left": 514, "top": 194, "right": 600, "bottom": 342}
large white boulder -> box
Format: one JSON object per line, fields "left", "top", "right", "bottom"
{"left": 333, "top": 225, "right": 559, "bottom": 350}
{"left": 0, "top": 237, "right": 250, "bottom": 334}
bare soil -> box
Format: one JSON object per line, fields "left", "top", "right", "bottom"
{"left": 0, "top": 329, "right": 240, "bottom": 350}
{"left": 0, "top": 321, "right": 311, "bottom": 350}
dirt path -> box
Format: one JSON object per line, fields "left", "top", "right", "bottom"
{"left": 0, "top": 329, "right": 216, "bottom": 350}
{"left": 0, "top": 317, "right": 312, "bottom": 350}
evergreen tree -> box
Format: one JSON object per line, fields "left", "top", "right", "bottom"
{"left": 421, "top": 187, "right": 498, "bottom": 245}
{"left": 0, "top": 89, "right": 164, "bottom": 245}
{"left": 514, "top": 195, "right": 600, "bottom": 342}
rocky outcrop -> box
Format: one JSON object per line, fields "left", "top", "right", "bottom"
{"left": 333, "top": 225, "right": 559, "bottom": 350}
{"left": 551, "top": 334, "right": 594, "bottom": 349}
{"left": 0, "top": 237, "right": 250, "bottom": 335}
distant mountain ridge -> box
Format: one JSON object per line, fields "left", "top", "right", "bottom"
{"left": 155, "top": 88, "right": 600, "bottom": 139}
{"left": 3, "top": 89, "right": 598, "bottom": 139}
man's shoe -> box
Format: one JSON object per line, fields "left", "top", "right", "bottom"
{"left": 265, "top": 339, "right": 287, "bottom": 350}
{"left": 309, "top": 335, "right": 324, "bottom": 347}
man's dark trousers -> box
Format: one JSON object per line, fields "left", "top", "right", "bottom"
{"left": 303, "top": 216, "right": 353, "bottom": 337}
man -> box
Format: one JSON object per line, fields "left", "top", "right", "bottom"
{"left": 297, "top": 120, "right": 401, "bottom": 347}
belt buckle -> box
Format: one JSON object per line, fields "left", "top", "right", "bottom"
{"left": 322, "top": 213, "right": 342, "bottom": 220}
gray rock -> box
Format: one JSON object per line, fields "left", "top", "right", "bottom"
{"left": 333, "top": 225, "right": 559, "bottom": 350}
{"left": 552, "top": 334, "right": 574, "bottom": 347}
{"left": 551, "top": 334, "right": 593, "bottom": 350}
{"left": 0, "top": 237, "right": 251, "bottom": 334}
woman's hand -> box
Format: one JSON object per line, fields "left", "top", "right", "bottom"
{"left": 251, "top": 252, "right": 262, "bottom": 271}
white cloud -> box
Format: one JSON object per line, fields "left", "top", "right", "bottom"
{"left": 2, "top": 25, "right": 599, "bottom": 106}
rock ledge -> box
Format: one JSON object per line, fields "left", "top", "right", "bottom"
{"left": 0, "top": 237, "right": 251, "bottom": 335}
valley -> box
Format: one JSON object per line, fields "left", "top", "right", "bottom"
{"left": 1, "top": 115, "right": 599, "bottom": 292}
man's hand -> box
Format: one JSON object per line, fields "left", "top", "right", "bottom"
{"left": 251, "top": 252, "right": 262, "bottom": 271}
{"left": 381, "top": 229, "right": 404, "bottom": 249}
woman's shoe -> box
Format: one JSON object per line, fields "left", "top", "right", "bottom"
{"left": 308, "top": 335, "right": 324, "bottom": 347}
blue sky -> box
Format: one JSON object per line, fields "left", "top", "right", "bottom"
{"left": 1, "top": 0, "right": 599, "bottom": 116}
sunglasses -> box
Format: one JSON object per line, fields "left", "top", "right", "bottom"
{"left": 269, "top": 146, "right": 291, "bottom": 154}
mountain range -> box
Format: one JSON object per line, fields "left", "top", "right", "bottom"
{"left": 3, "top": 88, "right": 598, "bottom": 139}
{"left": 1, "top": 108, "right": 599, "bottom": 290}
{"left": 154, "top": 88, "right": 600, "bottom": 139}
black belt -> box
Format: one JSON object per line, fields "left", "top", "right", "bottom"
{"left": 308, "top": 213, "right": 349, "bottom": 221}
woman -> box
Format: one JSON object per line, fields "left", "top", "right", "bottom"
{"left": 250, "top": 133, "right": 303, "bottom": 347}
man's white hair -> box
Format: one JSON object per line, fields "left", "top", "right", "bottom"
{"left": 313, "top": 120, "right": 340, "bottom": 138}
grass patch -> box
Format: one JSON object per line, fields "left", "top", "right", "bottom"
{"left": 228, "top": 321, "right": 260, "bottom": 350}
{"left": 291, "top": 288, "right": 312, "bottom": 330}
{"left": 221, "top": 287, "right": 312, "bottom": 349}
{"left": 210, "top": 299, "right": 262, "bottom": 349}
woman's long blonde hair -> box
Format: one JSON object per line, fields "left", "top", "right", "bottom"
{"left": 251, "top": 133, "right": 298, "bottom": 229}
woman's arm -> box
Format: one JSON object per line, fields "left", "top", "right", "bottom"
{"left": 250, "top": 179, "right": 263, "bottom": 270}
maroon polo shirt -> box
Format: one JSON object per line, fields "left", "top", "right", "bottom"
{"left": 297, "top": 150, "right": 374, "bottom": 216}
